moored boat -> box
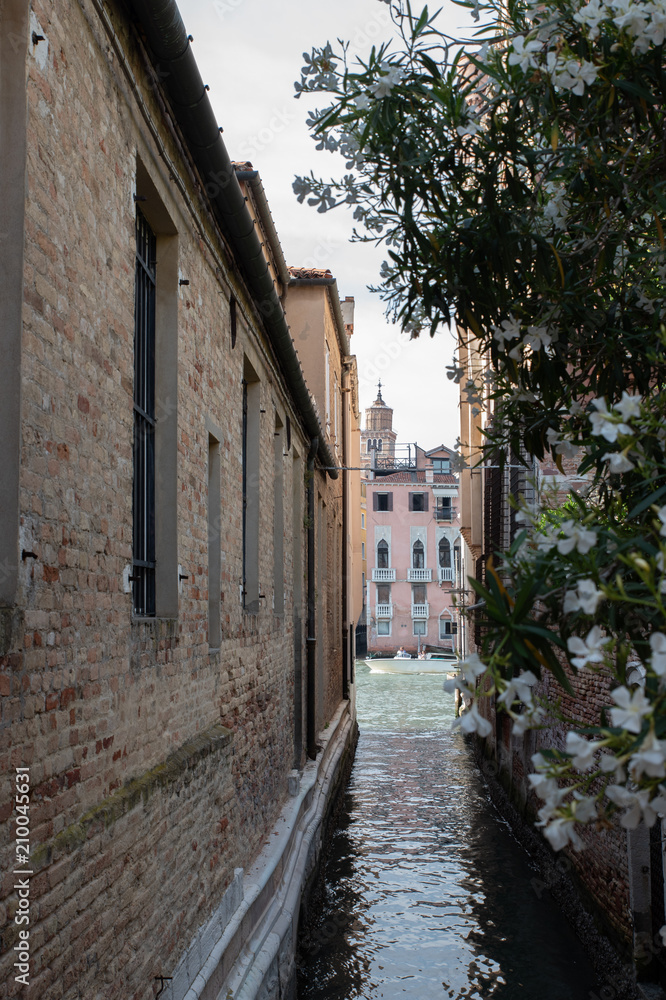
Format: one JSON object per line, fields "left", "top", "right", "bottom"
{"left": 365, "top": 650, "right": 458, "bottom": 675}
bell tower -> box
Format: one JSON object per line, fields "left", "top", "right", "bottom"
{"left": 361, "top": 382, "right": 397, "bottom": 472}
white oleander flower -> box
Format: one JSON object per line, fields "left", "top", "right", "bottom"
{"left": 459, "top": 653, "right": 488, "bottom": 684}
{"left": 628, "top": 730, "right": 666, "bottom": 780}
{"left": 605, "top": 785, "right": 666, "bottom": 829}
{"left": 567, "top": 626, "right": 611, "bottom": 668}
{"left": 602, "top": 451, "right": 635, "bottom": 473}
{"left": 557, "top": 520, "right": 597, "bottom": 555}
{"left": 497, "top": 670, "right": 539, "bottom": 708}
{"left": 454, "top": 701, "right": 492, "bottom": 737}
{"left": 511, "top": 704, "right": 545, "bottom": 735}
{"left": 542, "top": 815, "right": 584, "bottom": 851}
{"left": 528, "top": 770, "right": 560, "bottom": 800}
{"left": 524, "top": 324, "right": 555, "bottom": 351}
{"left": 370, "top": 62, "right": 405, "bottom": 98}
{"left": 563, "top": 579, "right": 603, "bottom": 615}
{"left": 650, "top": 633, "right": 666, "bottom": 678}
{"left": 492, "top": 315, "right": 522, "bottom": 349}
{"left": 615, "top": 391, "right": 642, "bottom": 421}
{"left": 566, "top": 731, "right": 602, "bottom": 772}
{"left": 609, "top": 686, "right": 653, "bottom": 734}
{"left": 589, "top": 398, "right": 631, "bottom": 443}
{"left": 353, "top": 92, "right": 372, "bottom": 110}
{"left": 573, "top": 0, "right": 609, "bottom": 38}
{"left": 508, "top": 34, "right": 542, "bottom": 72}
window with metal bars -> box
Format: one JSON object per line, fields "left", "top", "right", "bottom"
{"left": 133, "top": 210, "right": 157, "bottom": 616}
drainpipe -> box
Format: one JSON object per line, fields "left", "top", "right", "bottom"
{"left": 129, "top": 0, "right": 338, "bottom": 478}
{"left": 306, "top": 437, "right": 318, "bottom": 760}
{"left": 341, "top": 369, "right": 349, "bottom": 700}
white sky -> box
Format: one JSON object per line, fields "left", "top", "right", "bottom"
{"left": 177, "top": 0, "right": 476, "bottom": 449}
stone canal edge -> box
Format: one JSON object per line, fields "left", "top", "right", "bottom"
{"left": 166, "top": 700, "right": 358, "bottom": 1000}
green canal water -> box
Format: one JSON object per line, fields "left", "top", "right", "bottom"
{"left": 297, "top": 662, "right": 602, "bottom": 1000}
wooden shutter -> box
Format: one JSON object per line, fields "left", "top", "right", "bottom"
{"left": 387, "top": 492, "right": 393, "bottom": 511}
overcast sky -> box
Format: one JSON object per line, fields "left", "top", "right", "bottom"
{"left": 177, "top": 0, "right": 476, "bottom": 450}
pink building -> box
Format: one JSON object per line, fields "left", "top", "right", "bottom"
{"left": 363, "top": 391, "right": 461, "bottom": 656}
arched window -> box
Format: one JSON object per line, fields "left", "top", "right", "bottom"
{"left": 377, "top": 540, "right": 389, "bottom": 569}
{"left": 438, "top": 537, "right": 451, "bottom": 568}
{"left": 377, "top": 439, "right": 382, "bottom": 452}
{"left": 412, "top": 540, "right": 424, "bottom": 569}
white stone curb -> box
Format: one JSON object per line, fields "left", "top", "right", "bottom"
{"left": 166, "top": 698, "right": 355, "bottom": 1000}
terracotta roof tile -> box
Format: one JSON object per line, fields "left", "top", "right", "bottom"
{"left": 288, "top": 266, "right": 333, "bottom": 280}
{"left": 232, "top": 160, "right": 255, "bottom": 171}
{"left": 367, "top": 471, "right": 457, "bottom": 484}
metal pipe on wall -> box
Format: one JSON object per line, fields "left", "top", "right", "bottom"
{"left": 306, "top": 437, "right": 318, "bottom": 760}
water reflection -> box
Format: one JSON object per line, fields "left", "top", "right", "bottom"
{"left": 297, "top": 663, "right": 601, "bottom": 1000}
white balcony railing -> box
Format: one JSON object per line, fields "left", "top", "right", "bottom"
{"left": 376, "top": 603, "right": 393, "bottom": 619}
{"left": 438, "top": 567, "right": 455, "bottom": 583}
{"left": 372, "top": 567, "right": 396, "bottom": 582}
{"left": 407, "top": 567, "right": 432, "bottom": 582}
{"left": 411, "top": 602, "right": 430, "bottom": 618}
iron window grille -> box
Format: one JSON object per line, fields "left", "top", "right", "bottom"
{"left": 133, "top": 210, "right": 157, "bottom": 616}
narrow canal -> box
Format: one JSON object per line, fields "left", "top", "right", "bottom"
{"left": 297, "top": 662, "right": 602, "bottom": 1000}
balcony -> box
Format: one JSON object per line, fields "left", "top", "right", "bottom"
{"left": 372, "top": 567, "right": 396, "bottom": 582}
{"left": 438, "top": 567, "right": 455, "bottom": 583}
{"left": 435, "top": 507, "right": 454, "bottom": 521}
{"left": 411, "top": 602, "right": 430, "bottom": 618}
{"left": 376, "top": 603, "right": 393, "bottom": 619}
{"left": 407, "top": 567, "right": 432, "bottom": 582}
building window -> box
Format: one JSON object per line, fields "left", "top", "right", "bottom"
{"left": 377, "top": 583, "right": 391, "bottom": 604}
{"left": 413, "top": 620, "right": 427, "bottom": 636}
{"left": 378, "top": 620, "right": 391, "bottom": 636}
{"left": 242, "top": 359, "right": 261, "bottom": 611}
{"left": 374, "top": 492, "right": 392, "bottom": 512}
{"left": 433, "top": 458, "right": 451, "bottom": 473}
{"left": 409, "top": 492, "right": 428, "bottom": 512}
{"left": 412, "top": 583, "right": 426, "bottom": 605}
{"left": 377, "top": 540, "right": 389, "bottom": 568}
{"left": 230, "top": 294, "right": 237, "bottom": 349}
{"left": 208, "top": 434, "right": 221, "bottom": 647}
{"left": 361, "top": 512, "right": 365, "bottom": 529}
{"left": 412, "top": 539, "right": 424, "bottom": 569}
{"left": 440, "top": 619, "right": 458, "bottom": 639}
{"left": 362, "top": 541, "right": 366, "bottom": 560}
{"left": 436, "top": 497, "right": 452, "bottom": 520}
{"left": 133, "top": 209, "right": 157, "bottom": 617}
{"left": 438, "top": 537, "right": 451, "bottom": 567}
{"left": 273, "top": 416, "right": 284, "bottom": 615}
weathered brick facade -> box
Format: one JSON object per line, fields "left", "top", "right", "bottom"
{"left": 0, "top": 2, "right": 358, "bottom": 997}
{"left": 457, "top": 337, "right": 645, "bottom": 971}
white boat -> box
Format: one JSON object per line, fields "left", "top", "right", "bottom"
{"left": 365, "top": 651, "right": 458, "bottom": 675}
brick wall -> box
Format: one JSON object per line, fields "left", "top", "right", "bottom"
{"left": 0, "top": 2, "right": 347, "bottom": 997}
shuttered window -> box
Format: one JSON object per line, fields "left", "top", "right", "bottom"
{"left": 373, "top": 492, "right": 393, "bottom": 511}
{"left": 409, "top": 492, "right": 428, "bottom": 512}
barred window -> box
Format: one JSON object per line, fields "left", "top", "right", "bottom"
{"left": 133, "top": 210, "right": 156, "bottom": 616}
